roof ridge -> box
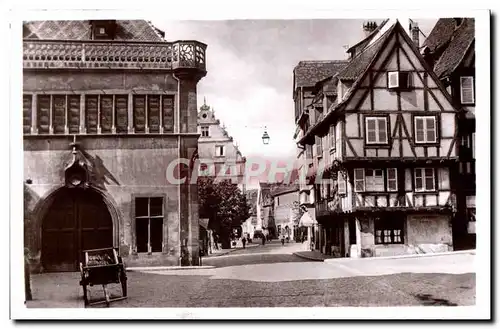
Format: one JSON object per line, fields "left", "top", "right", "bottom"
{"left": 347, "top": 19, "right": 389, "bottom": 52}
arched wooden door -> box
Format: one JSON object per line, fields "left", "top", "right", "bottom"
{"left": 41, "top": 188, "right": 113, "bottom": 272}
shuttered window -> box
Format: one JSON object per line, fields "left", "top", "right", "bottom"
{"left": 148, "top": 95, "right": 161, "bottom": 133}
{"left": 100, "top": 95, "right": 113, "bottom": 133}
{"left": 460, "top": 76, "right": 474, "bottom": 104}
{"left": 365, "top": 169, "right": 384, "bottom": 192}
{"left": 337, "top": 173, "right": 346, "bottom": 195}
{"left": 52, "top": 95, "right": 66, "bottom": 134}
{"left": 68, "top": 95, "right": 80, "bottom": 134}
{"left": 37, "top": 95, "right": 51, "bottom": 134}
{"left": 162, "top": 95, "right": 175, "bottom": 132}
{"left": 115, "top": 95, "right": 128, "bottom": 133}
{"left": 85, "top": 95, "right": 98, "bottom": 134}
{"left": 23, "top": 95, "right": 32, "bottom": 134}
{"left": 329, "top": 125, "right": 336, "bottom": 151}
{"left": 365, "top": 117, "right": 388, "bottom": 144}
{"left": 133, "top": 95, "right": 146, "bottom": 133}
{"left": 414, "top": 116, "right": 437, "bottom": 143}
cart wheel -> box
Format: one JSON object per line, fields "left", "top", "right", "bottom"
{"left": 82, "top": 284, "right": 89, "bottom": 306}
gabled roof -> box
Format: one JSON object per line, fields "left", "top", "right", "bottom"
{"left": 421, "top": 18, "right": 458, "bottom": 53}
{"left": 433, "top": 18, "right": 475, "bottom": 78}
{"left": 337, "top": 28, "right": 392, "bottom": 80}
{"left": 293, "top": 60, "right": 348, "bottom": 88}
{"left": 23, "top": 20, "right": 165, "bottom": 41}
{"left": 346, "top": 19, "right": 389, "bottom": 54}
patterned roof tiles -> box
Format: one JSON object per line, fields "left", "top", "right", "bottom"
{"left": 293, "top": 60, "right": 348, "bottom": 88}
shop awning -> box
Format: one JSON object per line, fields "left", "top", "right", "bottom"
{"left": 298, "top": 212, "right": 315, "bottom": 227}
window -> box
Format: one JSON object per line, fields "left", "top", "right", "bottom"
{"left": 201, "top": 126, "right": 209, "bottom": 137}
{"left": 414, "top": 116, "right": 437, "bottom": 144}
{"left": 329, "top": 125, "right": 336, "bottom": 151}
{"left": 375, "top": 218, "right": 404, "bottom": 244}
{"left": 387, "top": 168, "right": 398, "bottom": 191}
{"left": 365, "top": 117, "right": 388, "bottom": 144}
{"left": 135, "top": 197, "right": 164, "bottom": 253}
{"left": 337, "top": 173, "right": 346, "bottom": 195}
{"left": 354, "top": 169, "right": 365, "bottom": 192}
{"left": 354, "top": 168, "right": 384, "bottom": 192}
{"left": 414, "top": 168, "right": 435, "bottom": 192}
{"left": 460, "top": 76, "right": 475, "bottom": 104}
{"left": 387, "top": 71, "right": 411, "bottom": 89}
{"left": 215, "top": 145, "right": 225, "bottom": 157}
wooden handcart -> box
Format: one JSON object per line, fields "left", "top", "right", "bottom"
{"left": 79, "top": 247, "right": 127, "bottom": 307}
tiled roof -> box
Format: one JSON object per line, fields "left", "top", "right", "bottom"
{"left": 346, "top": 19, "right": 389, "bottom": 54}
{"left": 422, "top": 18, "right": 457, "bottom": 53}
{"left": 434, "top": 18, "right": 475, "bottom": 78}
{"left": 23, "top": 20, "right": 165, "bottom": 41}
{"left": 294, "top": 60, "right": 348, "bottom": 88}
{"left": 337, "top": 28, "right": 392, "bottom": 80}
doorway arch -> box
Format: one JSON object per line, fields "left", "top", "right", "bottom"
{"left": 41, "top": 187, "right": 114, "bottom": 272}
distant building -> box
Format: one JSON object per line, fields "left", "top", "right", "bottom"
{"left": 197, "top": 99, "right": 246, "bottom": 191}
{"left": 23, "top": 20, "right": 207, "bottom": 271}
{"left": 271, "top": 185, "right": 300, "bottom": 241}
{"left": 241, "top": 189, "right": 259, "bottom": 239}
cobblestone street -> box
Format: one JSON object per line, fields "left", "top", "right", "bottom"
{"left": 26, "top": 241, "right": 475, "bottom": 308}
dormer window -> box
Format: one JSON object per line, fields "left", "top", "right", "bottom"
{"left": 387, "top": 71, "right": 412, "bottom": 90}
{"left": 90, "top": 20, "right": 117, "bottom": 40}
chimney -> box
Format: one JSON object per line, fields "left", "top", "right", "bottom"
{"left": 362, "top": 21, "right": 378, "bottom": 37}
{"left": 409, "top": 19, "right": 420, "bottom": 48}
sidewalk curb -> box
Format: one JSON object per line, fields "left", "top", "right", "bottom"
{"left": 293, "top": 252, "right": 325, "bottom": 262}
{"left": 126, "top": 265, "right": 215, "bottom": 272}
{"left": 324, "top": 249, "right": 475, "bottom": 263}
{"left": 205, "top": 244, "right": 260, "bottom": 258}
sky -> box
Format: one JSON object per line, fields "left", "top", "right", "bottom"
{"left": 154, "top": 19, "right": 437, "bottom": 164}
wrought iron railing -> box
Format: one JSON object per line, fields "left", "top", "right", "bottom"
{"left": 23, "top": 39, "right": 207, "bottom": 71}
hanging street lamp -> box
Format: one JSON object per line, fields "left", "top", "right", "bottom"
{"left": 262, "top": 127, "right": 270, "bottom": 145}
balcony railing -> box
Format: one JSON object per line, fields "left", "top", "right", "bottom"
{"left": 23, "top": 39, "right": 207, "bottom": 71}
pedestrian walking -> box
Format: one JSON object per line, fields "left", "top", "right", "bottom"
{"left": 281, "top": 235, "right": 285, "bottom": 246}
{"left": 262, "top": 235, "right": 266, "bottom": 245}
{"left": 242, "top": 236, "right": 247, "bottom": 249}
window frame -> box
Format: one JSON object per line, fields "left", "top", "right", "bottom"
{"left": 133, "top": 195, "right": 165, "bottom": 254}
{"left": 414, "top": 168, "right": 436, "bottom": 192}
{"left": 201, "top": 126, "right": 210, "bottom": 137}
{"left": 215, "top": 145, "right": 225, "bottom": 157}
{"left": 337, "top": 172, "right": 347, "bottom": 196}
{"left": 460, "top": 76, "right": 475, "bottom": 105}
{"left": 414, "top": 115, "right": 438, "bottom": 144}
{"left": 374, "top": 218, "right": 404, "bottom": 245}
{"left": 387, "top": 168, "right": 398, "bottom": 192}
{"left": 354, "top": 168, "right": 390, "bottom": 192}
{"left": 365, "top": 116, "right": 389, "bottom": 145}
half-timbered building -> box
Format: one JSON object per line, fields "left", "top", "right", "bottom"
{"left": 422, "top": 18, "right": 476, "bottom": 250}
{"left": 23, "top": 20, "right": 207, "bottom": 271}
{"left": 298, "top": 20, "right": 461, "bottom": 258}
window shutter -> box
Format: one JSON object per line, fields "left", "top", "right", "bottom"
{"left": 162, "top": 96, "right": 174, "bottom": 132}
{"left": 388, "top": 72, "right": 399, "bottom": 88}
{"left": 425, "top": 117, "right": 436, "bottom": 142}
{"left": 366, "top": 118, "right": 377, "bottom": 143}
{"left": 100, "top": 95, "right": 113, "bottom": 133}
{"left": 52, "top": 95, "right": 66, "bottom": 134}
{"left": 338, "top": 173, "right": 346, "bottom": 195}
{"left": 415, "top": 117, "right": 424, "bottom": 143}
{"left": 115, "top": 95, "right": 128, "bottom": 133}
{"left": 424, "top": 168, "right": 435, "bottom": 190}
{"left": 85, "top": 95, "right": 98, "bottom": 134}
{"left": 133, "top": 95, "right": 146, "bottom": 133}
{"left": 415, "top": 169, "right": 423, "bottom": 191}
{"left": 460, "top": 76, "right": 474, "bottom": 104}
{"left": 354, "top": 168, "right": 365, "bottom": 192}
{"left": 23, "top": 95, "right": 32, "bottom": 134}
{"left": 68, "top": 95, "right": 80, "bottom": 134}
{"left": 148, "top": 95, "right": 161, "bottom": 133}
{"left": 377, "top": 118, "right": 387, "bottom": 143}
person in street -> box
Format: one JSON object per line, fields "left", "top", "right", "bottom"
{"left": 262, "top": 235, "right": 266, "bottom": 245}
{"left": 242, "top": 236, "right": 247, "bottom": 249}
{"left": 281, "top": 235, "right": 285, "bottom": 246}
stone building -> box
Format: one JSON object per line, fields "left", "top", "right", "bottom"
{"left": 197, "top": 100, "right": 246, "bottom": 191}
{"left": 296, "top": 19, "right": 462, "bottom": 258}
{"left": 22, "top": 20, "right": 207, "bottom": 272}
